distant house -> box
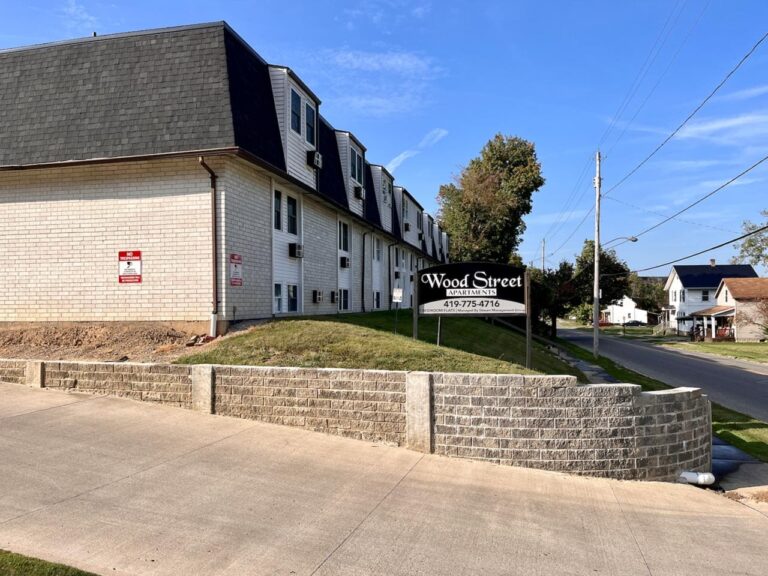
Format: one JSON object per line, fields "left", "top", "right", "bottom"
{"left": 662, "top": 262, "right": 757, "bottom": 332}
{"left": 691, "top": 278, "right": 768, "bottom": 342}
{"left": 602, "top": 296, "right": 649, "bottom": 324}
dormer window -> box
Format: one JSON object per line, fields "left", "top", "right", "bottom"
{"left": 291, "top": 89, "right": 301, "bottom": 134}
{"left": 416, "top": 211, "right": 423, "bottom": 231}
{"left": 350, "top": 147, "right": 363, "bottom": 183}
{"left": 305, "top": 103, "right": 316, "bottom": 146}
{"left": 402, "top": 200, "right": 409, "bottom": 221}
{"left": 383, "top": 179, "right": 391, "bottom": 205}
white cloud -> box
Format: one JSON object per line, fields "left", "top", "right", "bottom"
{"left": 386, "top": 150, "right": 420, "bottom": 173}
{"left": 386, "top": 127, "right": 449, "bottom": 173}
{"left": 62, "top": 0, "right": 98, "bottom": 33}
{"left": 418, "top": 128, "right": 448, "bottom": 148}
{"left": 526, "top": 209, "right": 590, "bottom": 226}
{"left": 719, "top": 85, "right": 768, "bottom": 102}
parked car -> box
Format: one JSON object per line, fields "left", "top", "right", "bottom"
{"left": 622, "top": 320, "right": 644, "bottom": 327}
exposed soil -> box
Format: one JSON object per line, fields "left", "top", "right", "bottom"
{"left": 0, "top": 322, "right": 218, "bottom": 363}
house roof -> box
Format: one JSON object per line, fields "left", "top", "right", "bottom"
{"left": 364, "top": 162, "right": 382, "bottom": 228}
{"left": 716, "top": 277, "right": 768, "bottom": 300}
{"left": 666, "top": 265, "right": 757, "bottom": 290}
{"left": 690, "top": 305, "right": 734, "bottom": 317}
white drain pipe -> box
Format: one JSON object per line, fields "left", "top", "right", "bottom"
{"left": 678, "top": 471, "right": 716, "bottom": 486}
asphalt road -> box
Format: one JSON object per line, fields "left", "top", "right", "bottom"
{"left": 561, "top": 328, "right": 768, "bottom": 422}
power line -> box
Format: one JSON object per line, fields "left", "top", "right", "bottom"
{"left": 605, "top": 195, "right": 736, "bottom": 234}
{"left": 540, "top": 156, "right": 593, "bottom": 243}
{"left": 632, "top": 224, "right": 768, "bottom": 273}
{"left": 612, "top": 152, "right": 768, "bottom": 247}
{"left": 547, "top": 205, "right": 594, "bottom": 259}
{"left": 604, "top": 29, "right": 768, "bottom": 197}
{"left": 605, "top": 0, "right": 710, "bottom": 157}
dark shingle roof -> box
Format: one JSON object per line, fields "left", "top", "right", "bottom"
{"left": 673, "top": 265, "right": 757, "bottom": 288}
{"left": 364, "top": 162, "right": 382, "bottom": 228}
{"left": 0, "top": 23, "right": 235, "bottom": 166}
{"left": 317, "top": 116, "right": 348, "bottom": 210}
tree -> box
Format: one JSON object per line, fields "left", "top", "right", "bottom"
{"left": 572, "top": 240, "right": 630, "bottom": 308}
{"left": 437, "top": 134, "right": 544, "bottom": 263}
{"left": 733, "top": 210, "right": 768, "bottom": 268}
{"left": 627, "top": 273, "right": 666, "bottom": 313}
{"left": 530, "top": 261, "right": 578, "bottom": 337}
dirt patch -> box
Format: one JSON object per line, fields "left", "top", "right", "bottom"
{"left": 0, "top": 322, "right": 215, "bottom": 363}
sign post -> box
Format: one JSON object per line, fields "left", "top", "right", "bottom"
{"left": 392, "top": 288, "right": 403, "bottom": 334}
{"left": 415, "top": 262, "right": 531, "bottom": 367}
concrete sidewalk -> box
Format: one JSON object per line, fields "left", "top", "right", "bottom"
{"left": 1, "top": 382, "right": 766, "bottom": 576}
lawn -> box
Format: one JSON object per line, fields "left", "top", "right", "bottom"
{"left": 178, "top": 311, "right": 583, "bottom": 379}
{"left": 0, "top": 549, "right": 97, "bottom": 576}
{"left": 663, "top": 341, "right": 768, "bottom": 363}
{"left": 557, "top": 338, "right": 768, "bottom": 462}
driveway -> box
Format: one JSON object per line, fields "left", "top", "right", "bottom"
{"left": 561, "top": 328, "right": 768, "bottom": 421}
{"left": 1, "top": 382, "right": 767, "bottom": 576}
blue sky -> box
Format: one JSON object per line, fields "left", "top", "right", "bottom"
{"left": 3, "top": 1, "right": 768, "bottom": 276}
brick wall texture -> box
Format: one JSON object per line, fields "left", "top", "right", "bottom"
{"left": 0, "top": 360, "right": 711, "bottom": 481}
{"left": 0, "top": 359, "right": 25, "bottom": 385}
{"left": 432, "top": 373, "right": 711, "bottom": 481}
{"left": 214, "top": 366, "right": 406, "bottom": 444}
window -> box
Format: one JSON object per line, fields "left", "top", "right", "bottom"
{"left": 681, "top": 290, "right": 685, "bottom": 303}
{"left": 702, "top": 290, "right": 710, "bottom": 302}
{"left": 410, "top": 254, "right": 414, "bottom": 270}
{"left": 417, "top": 211, "right": 423, "bottom": 231}
{"left": 374, "top": 291, "right": 381, "bottom": 309}
{"left": 274, "top": 190, "right": 282, "bottom": 230}
{"left": 338, "top": 221, "right": 349, "bottom": 252}
{"left": 383, "top": 179, "right": 392, "bottom": 205}
{"left": 287, "top": 284, "right": 298, "bottom": 312}
{"left": 672, "top": 290, "right": 677, "bottom": 302}
{"left": 394, "top": 248, "right": 399, "bottom": 268}
{"left": 402, "top": 200, "right": 409, "bottom": 220}
{"left": 305, "top": 103, "right": 315, "bottom": 146}
{"left": 350, "top": 147, "right": 363, "bottom": 183}
{"left": 290, "top": 89, "right": 301, "bottom": 134}
{"left": 287, "top": 196, "right": 298, "bottom": 235}
{"left": 274, "top": 284, "right": 282, "bottom": 313}
{"left": 338, "top": 288, "right": 349, "bottom": 310}
{"left": 725, "top": 289, "right": 729, "bottom": 303}
{"left": 374, "top": 238, "right": 382, "bottom": 262}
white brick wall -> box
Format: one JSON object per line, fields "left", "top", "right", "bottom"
{"left": 0, "top": 158, "right": 213, "bottom": 321}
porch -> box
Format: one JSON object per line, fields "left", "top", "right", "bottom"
{"left": 690, "top": 305, "right": 735, "bottom": 341}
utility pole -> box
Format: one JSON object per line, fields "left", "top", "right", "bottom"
{"left": 541, "top": 239, "right": 546, "bottom": 272}
{"left": 593, "top": 150, "right": 601, "bottom": 359}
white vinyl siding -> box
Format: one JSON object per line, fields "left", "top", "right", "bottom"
{"left": 273, "top": 184, "right": 302, "bottom": 315}
{"left": 336, "top": 132, "right": 364, "bottom": 217}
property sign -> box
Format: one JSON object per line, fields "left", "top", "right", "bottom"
{"left": 230, "top": 254, "right": 243, "bottom": 286}
{"left": 118, "top": 251, "right": 142, "bottom": 284}
{"left": 392, "top": 287, "right": 403, "bottom": 303}
{"left": 417, "top": 263, "right": 526, "bottom": 316}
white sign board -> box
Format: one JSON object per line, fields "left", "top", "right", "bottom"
{"left": 392, "top": 288, "right": 403, "bottom": 303}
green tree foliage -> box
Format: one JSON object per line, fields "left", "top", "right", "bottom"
{"left": 628, "top": 273, "right": 665, "bottom": 313}
{"left": 530, "top": 261, "right": 578, "bottom": 337}
{"left": 572, "top": 240, "right": 631, "bottom": 307}
{"left": 733, "top": 210, "right": 768, "bottom": 267}
{"left": 438, "top": 134, "right": 545, "bottom": 263}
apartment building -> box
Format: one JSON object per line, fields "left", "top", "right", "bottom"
{"left": 0, "top": 22, "right": 449, "bottom": 334}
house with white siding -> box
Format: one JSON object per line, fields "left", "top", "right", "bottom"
{"left": 662, "top": 262, "right": 757, "bottom": 333}
{"left": 0, "top": 22, "right": 448, "bottom": 335}
{"left": 601, "top": 296, "right": 649, "bottom": 325}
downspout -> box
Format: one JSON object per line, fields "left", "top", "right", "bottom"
{"left": 362, "top": 231, "right": 368, "bottom": 312}
{"left": 199, "top": 157, "right": 219, "bottom": 337}
{"left": 387, "top": 241, "right": 398, "bottom": 311}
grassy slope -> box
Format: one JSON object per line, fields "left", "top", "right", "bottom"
{"left": 179, "top": 311, "right": 583, "bottom": 378}
{"left": 0, "top": 550, "right": 97, "bottom": 576}
{"left": 558, "top": 338, "right": 768, "bottom": 462}
{"left": 663, "top": 341, "right": 768, "bottom": 363}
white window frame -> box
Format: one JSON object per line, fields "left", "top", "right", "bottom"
{"left": 374, "top": 238, "right": 382, "bottom": 262}
{"left": 287, "top": 284, "right": 298, "bottom": 312}
{"left": 338, "top": 221, "right": 349, "bottom": 252}
{"left": 350, "top": 147, "right": 363, "bottom": 184}
{"left": 287, "top": 195, "right": 298, "bottom": 236}
{"left": 274, "top": 284, "right": 282, "bottom": 313}
{"left": 338, "top": 288, "right": 349, "bottom": 311}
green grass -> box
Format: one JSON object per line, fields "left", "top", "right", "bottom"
{"left": 557, "top": 338, "right": 768, "bottom": 462}
{"left": 178, "top": 311, "right": 583, "bottom": 378}
{"left": 663, "top": 341, "right": 768, "bottom": 363}
{"left": 0, "top": 550, "right": 97, "bottom": 576}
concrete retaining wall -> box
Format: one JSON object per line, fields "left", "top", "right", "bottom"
{"left": 0, "top": 359, "right": 711, "bottom": 481}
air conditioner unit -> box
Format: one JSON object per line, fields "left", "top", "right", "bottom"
{"left": 394, "top": 271, "right": 401, "bottom": 279}
{"left": 340, "top": 256, "right": 351, "bottom": 268}
{"left": 330, "top": 290, "right": 337, "bottom": 303}
{"left": 289, "top": 243, "right": 304, "bottom": 258}
{"left": 404, "top": 222, "right": 411, "bottom": 232}
{"left": 353, "top": 186, "right": 365, "bottom": 200}
{"left": 312, "top": 290, "right": 323, "bottom": 303}
{"left": 307, "top": 150, "right": 323, "bottom": 169}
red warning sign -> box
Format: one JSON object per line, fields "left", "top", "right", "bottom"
{"left": 119, "top": 251, "right": 142, "bottom": 284}
{"left": 230, "top": 254, "right": 243, "bottom": 286}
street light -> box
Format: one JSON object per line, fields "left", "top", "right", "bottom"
{"left": 593, "top": 235, "right": 638, "bottom": 358}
